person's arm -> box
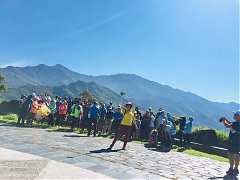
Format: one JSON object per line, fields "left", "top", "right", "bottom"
{"left": 223, "top": 119, "right": 232, "bottom": 128}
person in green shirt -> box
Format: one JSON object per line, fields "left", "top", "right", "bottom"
{"left": 48, "top": 99, "right": 56, "bottom": 126}
{"left": 70, "top": 99, "right": 82, "bottom": 131}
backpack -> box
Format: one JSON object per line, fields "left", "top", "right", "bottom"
{"left": 59, "top": 103, "right": 67, "bottom": 115}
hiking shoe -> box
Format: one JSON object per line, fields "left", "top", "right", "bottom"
{"left": 233, "top": 168, "right": 239, "bottom": 175}
{"left": 226, "top": 168, "right": 234, "bottom": 176}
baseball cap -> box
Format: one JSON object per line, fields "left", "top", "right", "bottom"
{"left": 234, "top": 110, "right": 240, "bottom": 117}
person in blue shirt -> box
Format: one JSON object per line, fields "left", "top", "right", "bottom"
{"left": 87, "top": 101, "right": 100, "bottom": 137}
{"left": 98, "top": 103, "right": 107, "bottom": 135}
{"left": 183, "top": 117, "right": 194, "bottom": 146}
{"left": 111, "top": 105, "right": 123, "bottom": 134}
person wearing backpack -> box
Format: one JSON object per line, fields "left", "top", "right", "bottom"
{"left": 179, "top": 116, "right": 187, "bottom": 147}
{"left": 87, "top": 101, "right": 100, "bottom": 137}
{"left": 183, "top": 117, "right": 194, "bottom": 146}
{"left": 17, "top": 95, "right": 32, "bottom": 127}
{"left": 111, "top": 105, "right": 123, "bottom": 134}
{"left": 98, "top": 103, "right": 107, "bottom": 135}
{"left": 58, "top": 100, "right": 68, "bottom": 125}
{"left": 70, "top": 99, "right": 82, "bottom": 131}
{"left": 104, "top": 102, "right": 114, "bottom": 134}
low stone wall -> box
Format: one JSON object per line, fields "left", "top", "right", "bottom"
{"left": 173, "top": 138, "right": 232, "bottom": 158}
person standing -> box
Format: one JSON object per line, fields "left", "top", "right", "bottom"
{"left": 133, "top": 107, "right": 142, "bottom": 140}
{"left": 155, "top": 109, "right": 167, "bottom": 141}
{"left": 104, "top": 102, "right": 114, "bottom": 134}
{"left": 87, "top": 102, "right": 100, "bottom": 137}
{"left": 183, "top": 117, "right": 194, "bottom": 146}
{"left": 70, "top": 99, "right": 82, "bottom": 131}
{"left": 80, "top": 100, "right": 90, "bottom": 133}
{"left": 58, "top": 100, "right": 68, "bottom": 126}
{"left": 140, "top": 111, "right": 152, "bottom": 140}
{"left": 179, "top": 116, "right": 187, "bottom": 147}
{"left": 108, "top": 102, "right": 135, "bottom": 150}
{"left": 111, "top": 105, "right": 123, "bottom": 134}
{"left": 220, "top": 111, "right": 240, "bottom": 176}
{"left": 98, "top": 103, "right": 107, "bottom": 135}
{"left": 48, "top": 99, "right": 57, "bottom": 126}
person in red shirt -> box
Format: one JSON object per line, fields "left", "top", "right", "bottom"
{"left": 58, "top": 100, "right": 68, "bottom": 125}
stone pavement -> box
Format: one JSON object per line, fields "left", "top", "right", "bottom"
{"left": 0, "top": 147, "right": 113, "bottom": 180}
{"left": 0, "top": 124, "right": 233, "bottom": 179}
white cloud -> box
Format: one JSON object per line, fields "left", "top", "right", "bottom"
{"left": 67, "top": 11, "right": 127, "bottom": 37}
{"left": 0, "top": 60, "right": 33, "bottom": 68}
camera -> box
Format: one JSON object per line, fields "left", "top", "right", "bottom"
{"left": 219, "top": 117, "right": 226, "bottom": 123}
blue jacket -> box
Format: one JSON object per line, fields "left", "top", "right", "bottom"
{"left": 113, "top": 111, "right": 123, "bottom": 122}
{"left": 100, "top": 106, "right": 107, "bottom": 118}
{"left": 89, "top": 105, "right": 100, "bottom": 119}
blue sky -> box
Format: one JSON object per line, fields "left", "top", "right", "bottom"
{"left": 0, "top": 0, "right": 239, "bottom": 103}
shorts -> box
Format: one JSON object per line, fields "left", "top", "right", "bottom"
{"left": 229, "top": 134, "right": 240, "bottom": 154}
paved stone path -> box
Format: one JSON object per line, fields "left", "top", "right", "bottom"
{"left": 0, "top": 147, "right": 113, "bottom": 180}
{"left": 0, "top": 124, "right": 233, "bottom": 179}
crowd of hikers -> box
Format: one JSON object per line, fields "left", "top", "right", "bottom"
{"left": 17, "top": 93, "right": 194, "bottom": 148}
{"left": 16, "top": 93, "right": 239, "bottom": 176}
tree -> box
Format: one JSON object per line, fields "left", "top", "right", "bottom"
{"left": 80, "top": 90, "right": 96, "bottom": 103}
{"left": 0, "top": 73, "right": 6, "bottom": 92}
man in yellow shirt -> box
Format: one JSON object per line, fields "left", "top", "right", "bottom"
{"left": 108, "top": 102, "right": 135, "bottom": 150}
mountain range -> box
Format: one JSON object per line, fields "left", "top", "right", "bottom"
{"left": 0, "top": 64, "right": 239, "bottom": 130}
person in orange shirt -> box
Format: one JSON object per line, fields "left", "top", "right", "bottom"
{"left": 27, "top": 97, "right": 41, "bottom": 127}
{"left": 108, "top": 102, "right": 135, "bottom": 150}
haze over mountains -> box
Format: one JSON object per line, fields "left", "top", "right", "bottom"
{"left": 0, "top": 64, "right": 239, "bottom": 130}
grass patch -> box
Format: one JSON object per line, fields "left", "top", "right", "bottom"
{"left": 47, "top": 127, "right": 72, "bottom": 132}
{"left": 172, "top": 146, "right": 228, "bottom": 163}
{"left": 0, "top": 114, "right": 18, "bottom": 126}
{"left": 0, "top": 114, "right": 54, "bottom": 129}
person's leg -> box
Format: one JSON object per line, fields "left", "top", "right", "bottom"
{"left": 93, "top": 119, "right": 97, "bottom": 137}
{"left": 17, "top": 114, "right": 21, "bottom": 126}
{"left": 21, "top": 112, "right": 26, "bottom": 126}
{"left": 169, "top": 135, "right": 173, "bottom": 149}
{"left": 97, "top": 119, "right": 103, "bottom": 135}
{"left": 234, "top": 154, "right": 239, "bottom": 173}
{"left": 107, "top": 119, "right": 112, "bottom": 134}
{"left": 123, "top": 127, "right": 132, "bottom": 150}
{"left": 71, "top": 117, "right": 75, "bottom": 131}
{"left": 48, "top": 114, "right": 52, "bottom": 126}
{"left": 227, "top": 153, "right": 235, "bottom": 174}
{"left": 109, "top": 126, "right": 123, "bottom": 149}
{"left": 179, "top": 131, "right": 184, "bottom": 147}
{"left": 87, "top": 120, "right": 92, "bottom": 136}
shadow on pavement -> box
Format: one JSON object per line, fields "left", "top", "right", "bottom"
{"left": 208, "top": 175, "right": 238, "bottom": 180}
{"left": 144, "top": 143, "right": 171, "bottom": 153}
{"left": 64, "top": 135, "right": 88, "bottom": 138}
{"left": 87, "top": 148, "right": 122, "bottom": 154}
